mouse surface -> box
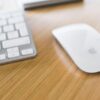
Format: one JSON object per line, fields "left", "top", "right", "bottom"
{"left": 52, "top": 24, "right": 100, "bottom": 73}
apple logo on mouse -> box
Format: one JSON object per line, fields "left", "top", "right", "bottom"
{"left": 88, "top": 48, "right": 97, "bottom": 55}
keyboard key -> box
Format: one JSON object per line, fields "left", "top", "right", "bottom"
{"left": 0, "top": 20, "right": 7, "bottom": 26}
{"left": 0, "top": 13, "right": 10, "bottom": 19}
{"left": 0, "top": 34, "right": 6, "bottom": 41}
{"left": 2, "top": 37, "right": 30, "bottom": 48}
{"left": 16, "top": 22, "right": 28, "bottom": 36}
{"left": 21, "top": 48, "right": 34, "bottom": 55}
{"left": 0, "top": 28, "right": 2, "bottom": 33}
{"left": 8, "top": 16, "right": 24, "bottom": 24}
{"left": 12, "top": 12, "right": 22, "bottom": 17}
{"left": 7, "top": 47, "right": 20, "bottom": 58}
{"left": 0, "top": 54, "right": 6, "bottom": 60}
{"left": 19, "top": 28, "right": 28, "bottom": 36}
{"left": 0, "top": 44, "right": 1, "bottom": 50}
{"left": 3, "top": 25, "right": 14, "bottom": 32}
{"left": 15, "top": 22, "right": 26, "bottom": 29}
{"left": 7, "top": 31, "right": 19, "bottom": 39}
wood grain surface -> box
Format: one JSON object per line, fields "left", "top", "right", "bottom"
{"left": 0, "top": 0, "right": 100, "bottom": 100}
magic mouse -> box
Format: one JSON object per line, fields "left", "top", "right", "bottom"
{"left": 52, "top": 24, "right": 100, "bottom": 73}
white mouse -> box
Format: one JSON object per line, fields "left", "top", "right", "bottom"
{"left": 52, "top": 24, "right": 100, "bottom": 73}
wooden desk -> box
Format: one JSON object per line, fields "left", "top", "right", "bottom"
{"left": 0, "top": 0, "right": 100, "bottom": 100}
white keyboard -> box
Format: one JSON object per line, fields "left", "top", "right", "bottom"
{"left": 0, "top": 11, "right": 37, "bottom": 64}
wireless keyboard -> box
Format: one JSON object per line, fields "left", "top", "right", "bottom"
{"left": 0, "top": 11, "right": 37, "bottom": 64}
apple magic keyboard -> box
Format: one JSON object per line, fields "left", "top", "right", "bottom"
{"left": 0, "top": 11, "right": 37, "bottom": 64}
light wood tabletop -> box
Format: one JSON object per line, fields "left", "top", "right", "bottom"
{"left": 0, "top": 0, "right": 100, "bottom": 100}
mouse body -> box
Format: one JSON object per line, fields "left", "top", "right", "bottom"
{"left": 52, "top": 24, "right": 100, "bottom": 73}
